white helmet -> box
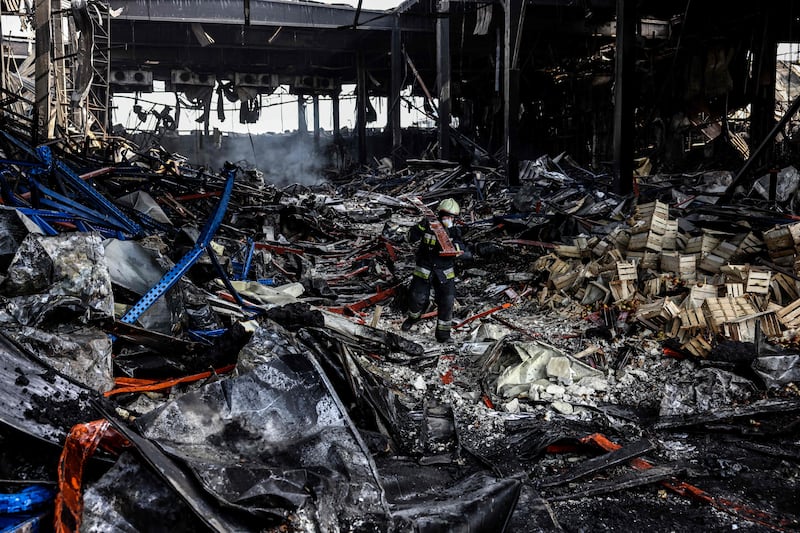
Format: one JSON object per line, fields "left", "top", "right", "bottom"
{"left": 437, "top": 198, "right": 460, "bottom": 217}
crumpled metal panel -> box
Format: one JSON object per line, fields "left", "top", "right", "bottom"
{"left": 3, "top": 324, "right": 115, "bottom": 393}
{"left": 1, "top": 232, "right": 114, "bottom": 322}
{"left": 135, "top": 324, "right": 389, "bottom": 530}
{"left": 0, "top": 333, "right": 99, "bottom": 444}
{"left": 82, "top": 452, "right": 206, "bottom": 532}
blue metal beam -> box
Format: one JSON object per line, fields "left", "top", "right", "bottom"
{"left": 120, "top": 168, "right": 237, "bottom": 326}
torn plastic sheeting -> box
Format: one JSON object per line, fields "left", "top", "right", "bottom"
{"left": 659, "top": 367, "right": 757, "bottom": 416}
{"left": 102, "top": 239, "right": 168, "bottom": 296}
{"left": 134, "top": 333, "right": 390, "bottom": 529}
{"left": 388, "top": 471, "right": 520, "bottom": 532}
{"left": 235, "top": 318, "right": 304, "bottom": 374}
{"left": 752, "top": 355, "right": 800, "bottom": 389}
{"left": 115, "top": 190, "right": 173, "bottom": 225}
{"left": 0, "top": 333, "right": 99, "bottom": 444}
{"left": 1, "top": 232, "right": 114, "bottom": 322}
{"left": 1, "top": 294, "right": 87, "bottom": 328}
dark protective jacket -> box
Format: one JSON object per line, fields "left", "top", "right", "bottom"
{"left": 407, "top": 218, "right": 470, "bottom": 271}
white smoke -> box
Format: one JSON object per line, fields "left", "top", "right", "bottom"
{"left": 215, "top": 132, "right": 331, "bottom": 186}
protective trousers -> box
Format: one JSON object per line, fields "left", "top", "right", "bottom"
{"left": 406, "top": 266, "right": 455, "bottom": 341}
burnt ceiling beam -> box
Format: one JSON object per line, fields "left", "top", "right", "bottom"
{"left": 110, "top": 0, "right": 431, "bottom": 32}
{"left": 437, "top": 0, "right": 450, "bottom": 160}
{"left": 612, "top": 0, "right": 634, "bottom": 196}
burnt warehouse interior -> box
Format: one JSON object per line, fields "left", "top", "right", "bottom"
{"left": 1, "top": 1, "right": 800, "bottom": 532}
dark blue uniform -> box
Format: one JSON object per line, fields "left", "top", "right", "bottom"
{"left": 403, "top": 218, "right": 468, "bottom": 342}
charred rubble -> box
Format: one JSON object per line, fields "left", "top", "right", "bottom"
{"left": 0, "top": 127, "right": 797, "bottom": 532}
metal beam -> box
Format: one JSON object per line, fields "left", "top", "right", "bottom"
{"left": 503, "top": 0, "right": 521, "bottom": 186}
{"left": 110, "top": 0, "right": 431, "bottom": 32}
{"left": 34, "top": 0, "right": 53, "bottom": 142}
{"left": 313, "top": 94, "right": 320, "bottom": 146}
{"left": 390, "top": 14, "right": 402, "bottom": 167}
{"left": 356, "top": 50, "right": 367, "bottom": 163}
{"left": 612, "top": 0, "right": 635, "bottom": 196}
{"left": 436, "top": 0, "right": 450, "bottom": 160}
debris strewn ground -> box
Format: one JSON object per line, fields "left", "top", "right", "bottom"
{"left": 0, "top": 131, "right": 798, "bottom": 532}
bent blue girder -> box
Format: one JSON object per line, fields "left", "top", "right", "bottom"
{"left": 120, "top": 168, "right": 238, "bottom": 325}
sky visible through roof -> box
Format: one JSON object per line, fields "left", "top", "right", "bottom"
{"left": 111, "top": 0, "right": 429, "bottom": 138}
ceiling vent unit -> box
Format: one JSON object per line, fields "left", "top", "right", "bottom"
{"left": 314, "top": 77, "right": 337, "bottom": 91}
{"left": 293, "top": 75, "right": 316, "bottom": 91}
{"left": 234, "top": 72, "right": 278, "bottom": 88}
{"left": 293, "top": 76, "right": 339, "bottom": 93}
{"left": 110, "top": 69, "right": 153, "bottom": 91}
{"left": 170, "top": 69, "right": 215, "bottom": 86}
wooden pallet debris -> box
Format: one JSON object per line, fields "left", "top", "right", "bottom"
{"left": 635, "top": 298, "right": 680, "bottom": 330}
{"left": 699, "top": 241, "right": 738, "bottom": 273}
{"left": 720, "top": 264, "right": 771, "bottom": 295}
{"left": 625, "top": 251, "right": 659, "bottom": 270}
{"left": 684, "top": 232, "right": 721, "bottom": 256}
{"left": 631, "top": 200, "right": 669, "bottom": 235}
{"left": 733, "top": 232, "right": 764, "bottom": 259}
{"left": 776, "top": 297, "right": 800, "bottom": 329}
{"left": 703, "top": 296, "right": 765, "bottom": 342}
{"left": 688, "top": 283, "right": 718, "bottom": 308}
{"left": 770, "top": 272, "right": 799, "bottom": 304}
{"left": 763, "top": 222, "right": 800, "bottom": 267}
{"left": 616, "top": 261, "right": 638, "bottom": 281}
{"left": 745, "top": 269, "right": 771, "bottom": 294}
{"left": 662, "top": 219, "right": 680, "bottom": 251}
{"left": 610, "top": 279, "right": 636, "bottom": 302}
{"left": 679, "top": 306, "right": 707, "bottom": 331}
{"left": 725, "top": 283, "right": 744, "bottom": 297}
{"left": 682, "top": 334, "right": 713, "bottom": 358}
{"left": 661, "top": 252, "right": 697, "bottom": 280}
{"left": 628, "top": 231, "right": 663, "bottom": 252}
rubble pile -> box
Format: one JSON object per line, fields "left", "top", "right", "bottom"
{"left": 0, "top": 132, "right": 798, "bottom": 532}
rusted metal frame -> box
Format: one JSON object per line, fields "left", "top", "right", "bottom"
{"left": 539, "top": 439, "right": 656, "bottom": 488}
{"left": 327, "top": 265, "right": 370, "bottom": 284}
{"left": 253, "top": 242, "right": 305, "bottom": 255}
{"left": 546, "top": 464, "right": 685, "bottom": 502}
{"left": 454, "top": 302, "right": 513, "bottom": 330}
{"left": 173, "top": 191, "right": 222, "bottom": 201}
{"left": 580, "top": 433, "right": 797, "bottom": 531}
{"left": 490, "top": 314, "right": 542, "bottom": 339}
{"left": 327, "top": 284, "right": 399, "bottom": 316}
{"left": 158, "top": 193, "right": 196, "bottom": 220}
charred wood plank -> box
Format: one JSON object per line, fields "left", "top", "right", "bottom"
{"left": 653, "top": 399, "right": 800, "bottom": 430}
{"left": 538, "top": 439, "right": 656, "bottom": 488}
{"left": 546, "top": 464, "right": 686, "bottom": 502}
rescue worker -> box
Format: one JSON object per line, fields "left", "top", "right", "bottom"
{"left": 401, "top": 198, "right": 470, "bottom": 343}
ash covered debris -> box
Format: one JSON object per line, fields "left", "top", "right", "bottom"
{"left": 0, "top": 130, "right": 798, "bottom": 533}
